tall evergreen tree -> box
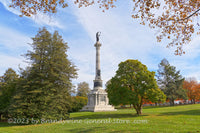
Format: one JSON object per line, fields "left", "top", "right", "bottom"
{"left": 157, "top": 58, "right": 187, "bottom": 106}
{"left": 9, "top": 28, "right": 77, "bottom": 120}
{"left": 0, "top": 68, "right": 19, "bottom": 119}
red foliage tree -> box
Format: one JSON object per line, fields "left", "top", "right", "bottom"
{"left": 183, "top": 78, "right": 200, "bottom": 104}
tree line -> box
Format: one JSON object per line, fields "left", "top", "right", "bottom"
{"left": 106, "top": 59, "right": 200, "bottom": 115}
{"left": 0, "top": 28, "right": 200, "bottom": 120}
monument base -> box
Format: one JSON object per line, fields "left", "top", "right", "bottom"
{"left": 81, "top": 105, "right": 116, "bottom": 112}
{"left": 81, "top": 87, "right": 116, "bottom": 112}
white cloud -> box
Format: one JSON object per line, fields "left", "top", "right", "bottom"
{"left": 0, "top": 0, "right": 21, "bottom": 15}
{"left": 69, "top": 1, "right": 200, "bottom": 88}
{"left": 0, "top": 0, "right": 64, "bottom": 28}
{"left": 31, "top": 12, "right": 64, "bottom": 29}
{"left": 0, "top": 25, "right": 30, "bottom": 75}
{"left": 68, "top": 3, "right": 161, "bottom": 88}
{"left": 0, "top": 25, "right": 31, "bottom": 50}
{"left": 182, "top": 36, "right": 200, "bottom": 58}
{"left": 0, "top": 54, "right": 27, "bottom": 75}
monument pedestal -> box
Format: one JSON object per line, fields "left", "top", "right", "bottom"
{"left": 81, "top": 87, "right": 116, "bottom": 112}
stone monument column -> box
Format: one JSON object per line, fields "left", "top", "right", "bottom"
{"left": 81, "top": 32, "right": 116, "bottom": 112}
{"left": 94, "top": 32, "right": 102, "bottom": 89}
{"left": 95, "top": 41, "right": 101, "bottom": 79}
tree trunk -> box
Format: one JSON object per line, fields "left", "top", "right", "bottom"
{"left": 136, "top": 108, "right": 142, "bottom": 115}
{"left": 193, "top": 99, "right": 195, "bottom": 104}
{"left": 133, "top": 104, "right": 142, "bottom": 115}
{"left": 170, "top": 100, "right": 174, "bottom": 106}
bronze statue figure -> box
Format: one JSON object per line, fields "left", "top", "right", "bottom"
{"left": 96, "top": 32, "right": 101, "bottom": 42}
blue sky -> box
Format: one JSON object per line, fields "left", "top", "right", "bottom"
{"left": 1, "top": 1, "right": 200, "bottom": 89}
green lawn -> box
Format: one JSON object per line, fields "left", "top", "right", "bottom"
{"left": 0, "top": 104, "right": 200, "bottom": 133}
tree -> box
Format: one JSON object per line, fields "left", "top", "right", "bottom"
{"left": 183, "top": 78, "right": 200, "bottom": 104}
{"left": 9, "top": 1, "right": 200, "bottom": 55}
{"left": 9, "top": 0, "right": 110, "bottom": 17}
{"left": 9, "top": 27, "right": 77, "bottom": 120}
{"left": 76, "top": 82, "right": 90, "bottom": 97}
{"left": 0, "top": 68, "right": 19, "bottom": 119}
{"left": 71, "top": 96, "right": 88, "bottom": 112}
{"left": 192, "top": 83, "right": 200, "bottom": 103}
{"left": 107, "top": 59, "right": 166, "bottom": 115}
{"left": 157, "top": 58, "right": 187, "bottom": 106}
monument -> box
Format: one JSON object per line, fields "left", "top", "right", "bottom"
{"left": 81, "top": 32, "right": 116, "bottom": 112}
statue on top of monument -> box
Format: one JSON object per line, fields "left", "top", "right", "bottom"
{"left": 96, "top": 32, "right": 101, "bottom": 42}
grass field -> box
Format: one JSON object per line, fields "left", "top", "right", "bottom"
{"left": 0, "top": 104, "right": 199, "bottom": 133}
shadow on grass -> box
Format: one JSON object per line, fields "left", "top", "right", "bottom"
{"left": 67, "top": 126, "right": 138, "bottom": 133}
{"left": 143, "top": 106, "right": 171, "bottom": 110}
{"left": 71, "top": 113, "right": 148, "bottom": 120}
{"left": 67, "top": 127, "right": 105, "bottom": 133}
{"left": 143, "top": 104, "right": 200, "bottom": 110}
{"left": 158, "top": 109, "right": 200, "bottom": 116}
{"left": 0, "top": 122, "right": 25, "bottom": 127}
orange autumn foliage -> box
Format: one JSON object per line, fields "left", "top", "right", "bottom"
{"left": 183, "top": 78, "right": 200, "bottom": 104}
